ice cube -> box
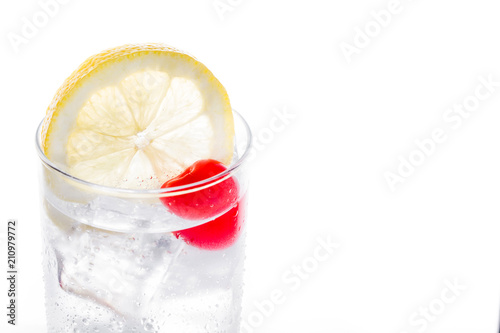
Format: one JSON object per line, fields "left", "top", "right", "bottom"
{"left": 55, "top": 226, "right": 184, "bottom": 317}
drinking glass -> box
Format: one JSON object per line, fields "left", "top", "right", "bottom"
{"left": 36, "top": 111, "right": 251, "bottom": 333}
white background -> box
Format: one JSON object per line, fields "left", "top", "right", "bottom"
{"left": 1, "top": 0, "right": 500, "bottom": 332}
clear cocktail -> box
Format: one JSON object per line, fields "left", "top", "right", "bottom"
{"left": 36, "top": 44, "right": 251, "bottom": 333}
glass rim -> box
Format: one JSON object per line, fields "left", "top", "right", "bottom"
{"left": 35, "top": 109, "right": 252, "bottom": 197}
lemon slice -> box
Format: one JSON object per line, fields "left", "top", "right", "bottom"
{"left": 41, "top": 43, "right": 234, "bottom": 189}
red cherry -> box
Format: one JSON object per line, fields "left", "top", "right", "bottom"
{"left": 161, "top": 159, "right": 245, "bottom": 250}
{"left": 173, "top": 197, "right": 246, "bottom": 250}
{"left": 160, "top": 159, "right": 238, "bottom": 220}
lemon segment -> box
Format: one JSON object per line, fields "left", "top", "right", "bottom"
{"left": 42, "top": 44, "right": 234, "bottom": 189}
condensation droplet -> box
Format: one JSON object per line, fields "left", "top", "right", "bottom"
{"left": 141, "top": 318, "right": 157, "bottom": 332}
